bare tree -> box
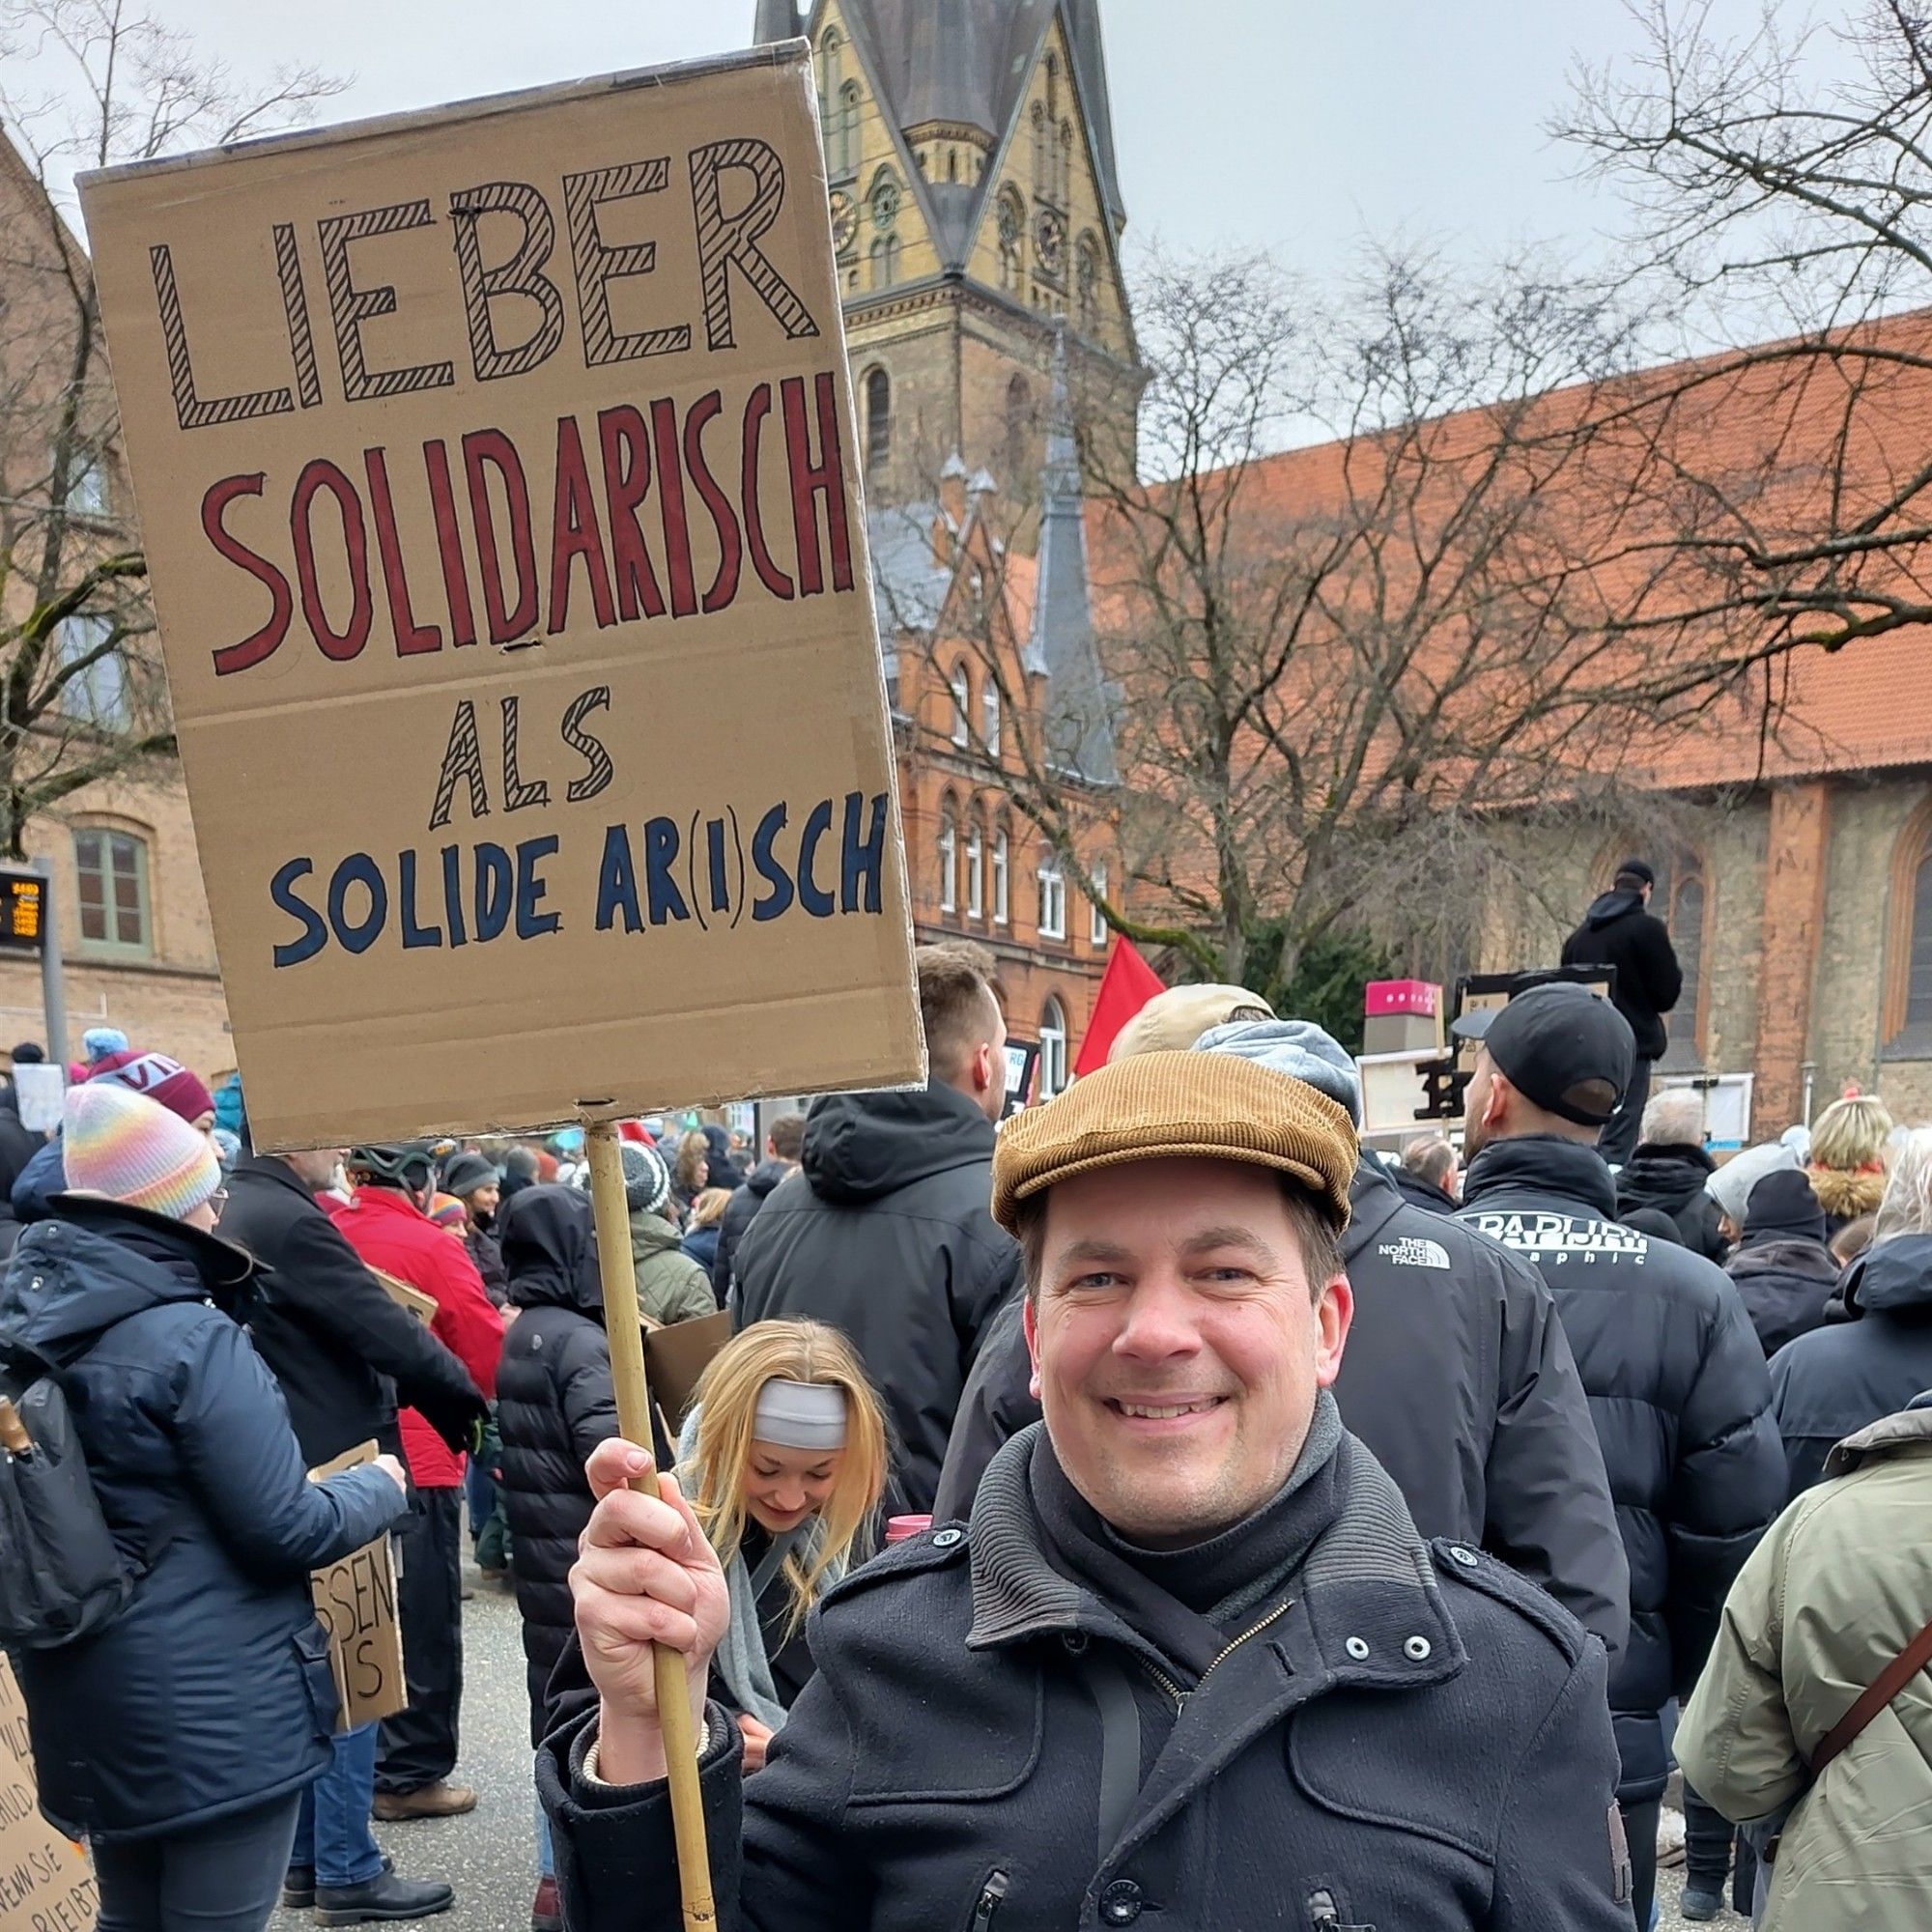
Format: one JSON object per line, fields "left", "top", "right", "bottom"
{"left": 1554, "top": 0, "right": 1932, "bottom": 667}
{"left": 0, "top": 1, "right": 343, "bottom": 853}
{"left": 892, "top": 246, "right": 1731, "bottom": 1003}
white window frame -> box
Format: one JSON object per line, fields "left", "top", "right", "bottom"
{"left": 966, "top": 822, "right": 984, "bottom": 921}
{"left": 1039, "top": 997, "right": 1068, "bottom": 1098}
{"left": 992, "top": 830, "right": 1010, "bottom": 926}
{"left": 938, "top": 813, "right": 957, "bottom": 915}
{"left": 982, "top": 682, "right": 1002, "bottom": 757}
{"left": 1037, "top": 857, "right": 1065, "bottom": 940}
{"left": 1090, "top": 864, "right": 1109, "bottom": 948}
{"left": 950, "top": 664, "right": 971, "bottom": 749}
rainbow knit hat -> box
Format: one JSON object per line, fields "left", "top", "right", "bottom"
{"left": 63, "top": 1081, "right": 221, "bottom": 1221}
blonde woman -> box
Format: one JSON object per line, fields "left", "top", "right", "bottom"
{"left": 676, "top": 1321, "right": 888, "bottom": 1772}
{"left": 679, "top": 1185, "right": 734, "bottom": 1278}
{"left": 1806, "top": 1092, "right": 1893, "bottom": 1237}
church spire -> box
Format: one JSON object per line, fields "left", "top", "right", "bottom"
{"left": 752, "top": 0, "right": 801, "bottom": 44}
{"left": 1028, "top": 321, "right": 1116, "bottom": 781}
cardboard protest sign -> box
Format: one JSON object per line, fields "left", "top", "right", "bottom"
{"left": 371, "top": 1265, "right": 438, "bottom": 1324}
{"left": 307, "top": 1441, "right": 408, "bottom": 1729}
{"left": 80, "top": 45, "right": 923, "bottom": 1151}
{"left": 0, "top": 1657, "right": 97, "bottom": 1931}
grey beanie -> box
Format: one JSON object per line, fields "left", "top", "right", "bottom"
{"left": 1196, "top": 1018, "right": 1363, "bottom": 1125}
{"left": 620, "top": 1140, "right": 672, "bottom": 1216}
{"left": 1705, "top": 1140, "right": 1801, "bottom": 1226}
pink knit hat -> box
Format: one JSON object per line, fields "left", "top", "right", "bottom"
{"left": 85, "top": 1047, "right": 216, "bottom": 1126}
{"left": 63, "top": 1082, "right": 222, "bottom": 1221}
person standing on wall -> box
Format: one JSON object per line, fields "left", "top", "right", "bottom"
{"left": 1561, "top": 860, "right": 1683, "bottom": 1169}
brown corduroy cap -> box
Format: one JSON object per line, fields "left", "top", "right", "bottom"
{"left": 993, "top": 1049, "right": 1357, "bottom": 1234}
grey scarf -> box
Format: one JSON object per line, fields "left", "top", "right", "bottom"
{"left": 676, "top": 1405, "right": 839, "bottom": 1733}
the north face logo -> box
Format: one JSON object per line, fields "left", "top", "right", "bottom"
{"left": 1378, "top": 1236, "right": 1451, "bottom": 1269}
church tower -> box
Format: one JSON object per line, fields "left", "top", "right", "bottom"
{"left": 752, "top": 0, "right": 1142, "bottom": 519}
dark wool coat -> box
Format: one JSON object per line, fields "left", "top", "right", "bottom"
{"left": 539, "top": 1428, "right": 1634, "bottom": 1932}
{"left": 1459, "top": 1135, "right": 1787, "bottom": 1804}
{"left": 1615, "top": 1143, "right": 1729, "bottom": 1264}
{"left": 222, "top": 1154, "right": 486, "bottom": 1468}
{"left": 496, "top": 1184, "right": 619, "bottom": 1747}
{"left": 711, "top": 1160, "right": 790, "bottom": 1298}
{"left": 1727, "top": 1238, "right": 1839, "bottom": 1359}
{"left": 0, "top": 1201, "right": 401, "bottom": 1841}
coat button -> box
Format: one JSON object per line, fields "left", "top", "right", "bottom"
{"left": 1344, "top": 1635, "right": 1371, "bottom": 1661}
{"left": 1100, "top": 1879, "right": 1144, "bottom": 1924}
{"left": 1405, "top": 1634, "right": 1433, "bottom": 1661}
{"left": 932, "top": 1527, "right": 964, "bottom": 1548}
{"left": 1447, "top": 1544, "right": 1479, "bottom": 1569}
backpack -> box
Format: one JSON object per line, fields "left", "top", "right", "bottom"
{"left": 0, "top": 1337, "right": 141, "bottom": 1648}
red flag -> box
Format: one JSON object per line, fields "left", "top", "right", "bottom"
{"left": 1074, "top": 938, "right": 1167, "bottom": 1076}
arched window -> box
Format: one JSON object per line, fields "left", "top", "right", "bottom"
{"left": 816, "top": 26, "right": 842, "bottom": 108}
{"left": 946, "top": 149, "right": 958, "bottom": 184}
{"left": 992, "top": 826, "right": 1010, "bottom": 925}
{"left": 1648, "top": 845, "right": 1709, "bottom": 1070}
{"left": 1004, "top": 376, "right": 1031, "bottom": 489}
{"left": 966, "top": 818, "right": 984, "bottom": 921}
{"left": 1045, "top": 51, "right": 1059, "bottom": 122}
{"left": 868, "top": 231, "right": 899, "bottom": 290}
{"left": 949, "top": 662, "right": 971, "bottom": 748}
{"left": 982, "top": 681, "right": 1002, "bottom": 757}
{"left": 833, "top": 81, "right": 861, "bottom": 178}
{"left": 997, "top": 186, "right": 1024, "bottom": 291}
{"left": 73, "top": 825, "right": 152, "bottom": 955}
{"left": 937, "top": 806, "right": 958, "bottom": 916}
{"left": 1076, "top": 231, "right": 1100, "bottom": 332}
{"left": 1039, "top": 996, "right": 1068, "bottom": 1098}
{"left": 1031, "top": 102, "right": 1045, "bottom": 200}
{"left": 864, "top": 366, "right": 891, "bottom": 470}
{"left": 1037, "top": 853, "right": 1066, "bottom": 940}
{"left": 1886, "top": 802, "right": 1932, "bottom": 1047}
{"left": 1060, "top": 119, "right": 1073, "bottom": 205}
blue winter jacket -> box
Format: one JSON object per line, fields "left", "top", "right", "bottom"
{"left": 0, "top": 1199, "right": 402, "bottom": 1841}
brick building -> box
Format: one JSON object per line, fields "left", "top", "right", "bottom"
{"left": 0, "top": 135, "right": 231, "bottom": 1083}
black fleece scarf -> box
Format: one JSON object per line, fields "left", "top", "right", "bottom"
{"left": 1029, "top": 1390, "right": 1346, "bottom": 1681}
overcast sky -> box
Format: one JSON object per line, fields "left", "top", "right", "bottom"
{"left": 28, "top": 0, "right": 1807, "bottom": 277}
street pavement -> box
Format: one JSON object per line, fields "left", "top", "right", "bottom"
{"left": 265, "top": 1560, "right": 1744, "bottom": 1932}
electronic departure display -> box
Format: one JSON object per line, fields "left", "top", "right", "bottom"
{"left": 0, "top": 869, "right": 45, "bottom": 952}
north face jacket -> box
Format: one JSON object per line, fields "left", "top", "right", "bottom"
{"left": 1459, "top": 1134, "right": 1786, "bottom": 1803}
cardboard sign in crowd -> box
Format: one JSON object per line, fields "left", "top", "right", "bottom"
{"left": 306, "top": 1443, "right": 409, "bottom": 1732}
{"left": 0, "top": 1658, "right": 98, "bottom": 1931}
{"left": 81, "top": 44, "right": 924, "bottom": 1151}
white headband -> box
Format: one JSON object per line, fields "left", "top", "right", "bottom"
{"left": 753, "top": 1379, "right": 848, "bottom": 1452}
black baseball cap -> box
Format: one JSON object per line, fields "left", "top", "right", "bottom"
{"left": 1452, "top": 982, "right": 1635, "bottom": 1126}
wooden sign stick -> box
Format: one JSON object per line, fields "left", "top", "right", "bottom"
{"left": 584, "top": 1120, "right": 717, "bottom": 1930}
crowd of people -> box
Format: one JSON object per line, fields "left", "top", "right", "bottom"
{"left": 3, "top": 897, "right": 1930, "bottom": 1931}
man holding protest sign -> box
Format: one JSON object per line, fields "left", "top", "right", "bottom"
{"left": 539, "top": 1052, "right": 1634, "bottom": 1931}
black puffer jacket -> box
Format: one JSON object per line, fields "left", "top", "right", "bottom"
{"left": 1615, "top": 1143, "right": 1728, "bottom": 1263}
{"left": 497, "top": 1184, "right": 618, "bottom": 1746}
{"left": 732, "top": 1080, "right": 1020, "bottom": 1513}
{"left": 1769, "top": 1234, "right": 1932, "bottom": 1497}
{"left": 0, "top": 1200, "right": 401, "bottom": 1841}
{"left": 1560, "top": 890, "right": 1683, "bottom": 1061}
{"left": 929, "top": 1159, "right": 1630, "bottom": 1662}
{"left": 1459, "top": 1135, "right": 1785, "bottom": 1804}
{"left": 1728, "top": 1239, "right": 1838, "bottom": 1359}
{"left": 711, "top": 1159, "right": 791, "bottom": 1298}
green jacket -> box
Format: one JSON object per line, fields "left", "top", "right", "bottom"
{"left": 1676, "top": 1401, "right": 1932, "bottom": 1932}
{"left": 628, "top": 1209, "right": 716, "bottom": 1326}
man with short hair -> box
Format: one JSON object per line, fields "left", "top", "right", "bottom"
{"left": 1561, "top": 860, "right": 1684, "bottom": 1166}
{"left": 223, "top": 1144, "right": 485, "bottom": 1921}
{"left": 1453, "top": 983, "right": 1784, "bottom": 1928}
{"left": 541, "top": 1051, "right": 1633, "bottom": 1932}
{"left": 1396, "top": 1133, "right": 1461, "bottom": 1212}
{"left": 732, "top": 945, "right": 1020, "bottom": 1512}
{"left": 1614, "top": 1088, "right": 1727, "bottom": 1263}
{"left": 331, "top": 1143, "right": 504, "bottom": 1822}
{"left": 710, "top": 1112, "right": 806, "bottom": 1299}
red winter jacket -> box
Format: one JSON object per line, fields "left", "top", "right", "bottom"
{"left": 328, "top": 1187, "right": 504, "bottom": 1488}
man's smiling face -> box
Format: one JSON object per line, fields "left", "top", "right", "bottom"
{"left": 1024, "top": 1157, "right": 1350, "bottom": 1548}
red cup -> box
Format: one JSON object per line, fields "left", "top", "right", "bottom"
{"left": 885, "top": 1514, "right": 933, "bottom": 1546}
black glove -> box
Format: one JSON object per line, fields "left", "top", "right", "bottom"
{"left": 420, "top": 1383, "right": 490, "bottom": 1456}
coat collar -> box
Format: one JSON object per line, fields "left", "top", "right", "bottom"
{"left": 1826, "top": 1401, "right": 1932, "bottom": 1476}
{"left": 965, "top": 1422, "right": 1463, "bottom": 1695}
{"left": 1462, "top": 1134, "right": 1620, "bottom": 1220}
